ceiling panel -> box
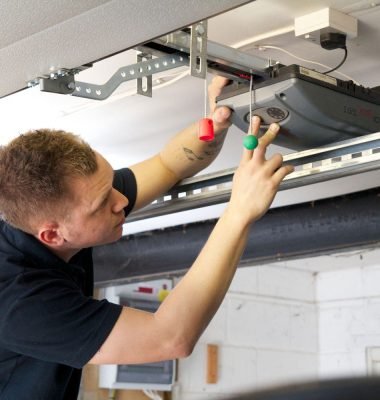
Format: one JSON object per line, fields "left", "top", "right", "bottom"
{"left": 0, "top": 0, "right": 110, "bottom": 48}
{"left": 0, "top": 0, "right": 253, "bottom": 98}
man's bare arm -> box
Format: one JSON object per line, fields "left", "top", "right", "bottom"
{"left": 129, "top": 77, "right": 231, "bottom": 211}
{"left": 89, "top": 119, "right": 294, "bottom": 365}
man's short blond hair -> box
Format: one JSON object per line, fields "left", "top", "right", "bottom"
{"left": 0, "top": 129, "right": 98, "bottom": 234}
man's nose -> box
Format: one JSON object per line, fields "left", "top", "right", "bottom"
{"left": 112, "top": 189, "right": 129, "bottom": 213}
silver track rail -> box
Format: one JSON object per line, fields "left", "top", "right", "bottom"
{"left": 138, "top": 30, "right": 271, "bottom": 80}
{"left": 129, "top": 132, "right": 380, "bottom": 222}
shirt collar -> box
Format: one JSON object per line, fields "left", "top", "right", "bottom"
{"left": 0, "top": 220, "right": 69, "bottom": 268}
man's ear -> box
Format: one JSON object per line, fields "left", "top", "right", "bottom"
{"left": 37, "top": 223, "right": 66, "bottom": 247}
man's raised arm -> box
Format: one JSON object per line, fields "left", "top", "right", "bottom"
{"left": 129, "top": 77, "right": 232, "bottom": 211}
{"left": 89, "top": 117, "right": 294, "bottom": 365}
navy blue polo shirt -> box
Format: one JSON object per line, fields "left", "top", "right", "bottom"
{"left": 0, "top": 168, "right": 137, "bottom": 400}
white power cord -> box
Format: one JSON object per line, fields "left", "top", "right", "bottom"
{"left": 253, "top": 44, "right": 359, "bottom": 84}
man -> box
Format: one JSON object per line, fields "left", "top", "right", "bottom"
{"left": 0, "top": 77, "right": 293, "bottom": 399}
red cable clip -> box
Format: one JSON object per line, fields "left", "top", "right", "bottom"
{"left": 198, "top": 118, "right": 214, "bottom": 141}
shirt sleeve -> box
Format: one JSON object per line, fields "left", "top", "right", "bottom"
{"left": 113, "top": 168, "right": 137, "bottom": 216}
{"left": 0, "top": 267, "right": 123, "bottom": 369}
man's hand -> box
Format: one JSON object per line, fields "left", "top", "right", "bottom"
{"left": 208, "top": 76, "right": 232, "bottom": 132}
{"left": 227, "top": 116, "right": 294, "bottom": 226}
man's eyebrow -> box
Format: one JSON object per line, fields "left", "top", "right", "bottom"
{"left": 90, "top": 188, "right": 112, "bottom": 214}
{"left": 92, "top": 171, "right": 114, "bottom": 213}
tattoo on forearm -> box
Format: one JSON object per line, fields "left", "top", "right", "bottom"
{"left": 182, "top": 129, "right": 228, "bottom": 161}
{"left": 183, "top": 147, "right": 204, "bottom": 161}
{"left": 203, "top": 131, "right": 226, "bottom": 156}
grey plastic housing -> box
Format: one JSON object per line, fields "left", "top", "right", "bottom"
{"left": 217, "top": 65, "right": 380, "bottom": 150}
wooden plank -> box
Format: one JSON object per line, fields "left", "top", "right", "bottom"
{"left": 206, "top": 344, "right": 218, "bottom": 384}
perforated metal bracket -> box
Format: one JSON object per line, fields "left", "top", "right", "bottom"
{"left": 137, "top": 53, "right": 153, "bottom": 97}
{"left": 72, "top": 53, "right": 188, "bottom": 100}
{"left": 190, "top": 20, "right": 208, "bottom": 79}
{"left": 29, "top": 53, "right": 188, "bottom": 100}
{"left": 29, "top": 27, "right": 272, "bottom": 100}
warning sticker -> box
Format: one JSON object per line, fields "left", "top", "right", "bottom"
{"left": 299, "top": 66, "right": 337, "bottom": 86}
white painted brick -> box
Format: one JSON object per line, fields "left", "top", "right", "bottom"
{"left": 173, "top": 391, "right": 228, "bottom": 400}
{"left": 316, "top": 268, "right": 363, "bottom": 301}
{"left": 256, "top": 350, "right": 318, "bottom": 387}
{"left": 363, "top": 266, "right": 380, "bottom": 297}
{"left": 351, "top": 333, "right": 380, "bottom": 349}
{"left": 227, "top": 298, "right": 291, "bottom": 349}
{"left": 177, "top": 343, "right": 207, "bottom": 393}
{"left": 318, "top": 304, "right": 365, "bottom": 353}
{"left": 364, "top": 299, "right": 380, "bottom": 334}
{"left": 318, "top": 352, "right": 367, "bottom": 378}
{"left": 229, "top": 266, "right": 258, "bottom": 295}
{"left": 199, "top": 301, "right": 227, "bottom": 343}
{"left": 226, "top": 298, "right": 258, "bottom": 346}
{"left": 175, "top": 249, "right": 380, "bottom": 397}
{"left": 359, "top": 248, "right": 380, "bottom": 269}
{"left": 257, "top": 266, "right": 315, "bottom": 302}
{"left": 289, "top": 305, "right": 318, "bottom": 352}
{"left": 178, "top": 343, "right": 257, "bottom": 394}
{"left": 217, "top": 346, "right": 257, "bottom": 393}
{"left": 286, "top": 252, "right": 361, "bottom": 273}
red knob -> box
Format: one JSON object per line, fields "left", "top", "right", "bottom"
{"left": 198, "top": 118, "right": 214, "bottom": 141}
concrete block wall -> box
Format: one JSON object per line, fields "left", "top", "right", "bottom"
{"left": 316, "top": 248, "right": 380, "bottom": 378}
{"left": 175, "top": 264, "right": 319, "bottom": 400}
{"left": 93, "top": 247, "right": 380, "bottom": 399}
{"left": 175, "top": 247, "right": 380, "bottom": 400}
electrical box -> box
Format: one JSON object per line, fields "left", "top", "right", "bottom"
{"left": 294, "top": 8, "right": 358, "bottom": 45}
{"left": 99, "top": 279, "right": 176, "bottom": 391}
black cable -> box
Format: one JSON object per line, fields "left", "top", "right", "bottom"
{"left": 323, "top": 47, "right": 348, "bottom": 74}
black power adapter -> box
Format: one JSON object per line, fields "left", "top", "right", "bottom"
{"left": 319, "top": 30, "right": 348, "bottom": 73}
{"left": 320, "top": 31, "right": 347, "bottom": 50}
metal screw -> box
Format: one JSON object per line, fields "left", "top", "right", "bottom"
{"left": 67, "top": 82, "right": 76, "bottom": 90}
{"left": 195, "top": 24, "right": 205, "bottom": 35}
{"left": 57, "top": 69, "right": 67, "bottom": 77}
{"left": 27, "top": 79, "right": 39, "bottom": 87}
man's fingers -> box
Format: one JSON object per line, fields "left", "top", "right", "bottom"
{"left": 265, "top": 153, "right": 284, "bottom": 173}
{"left": 241, "top": 116, "right": 261, "bottom": 165}
{"left": 212, "top": 106, "right": 232, "bottom": 129}
{"left": 207, "top": 76, "right": 232, "bottom": 130}
{"left": 258, "top": 123, "right": 280, "bottom": 149}
{"left": 272, "top": 164, "right": 295, "bottom": 186}
{"left": 249, "top": 122, "right": 280, "bottom": 164}
{"left": 208, "top": 76, "right": 230, "bottom": 113}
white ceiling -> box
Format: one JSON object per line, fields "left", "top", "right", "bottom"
{"left": 0, "top": 0, "right": 379, "bottom": 232}
{"left": 0, "top": 0, "right": 251, "bottom": 98}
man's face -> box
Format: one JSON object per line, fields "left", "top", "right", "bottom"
{"left": 59, "top": 152, "right": 129, "bottom": 249}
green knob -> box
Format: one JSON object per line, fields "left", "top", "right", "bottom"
{"left": 243, "top": 135, "right": 258, "bottom": 150}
